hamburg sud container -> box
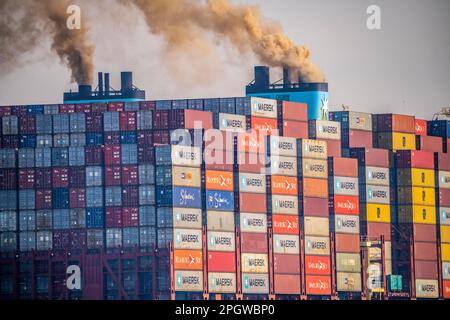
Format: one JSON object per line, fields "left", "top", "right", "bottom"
{"left": 237, "top": 128, "right": 269, "bottom": 295}
{"left": 350, "top": 147, "right": 392, "bottom": 290}
{"left": 267, "top": 135, "right": 301, "bottom": 295}
{"left": 394, "top": 150, "right": 439, "bottom": 299}
{"left": 373, "top": 114, "right": 416, "bottom": 151}
{"left": 245, "top": 97, "right": 278, "bottom": 137}
{"left": 298, "top": 139, "right": 332, "bottom": 295}
{"left": 329, "top": 111, "right": 373, "bottom": 150}
{"left": 308, "top": 120, "right": 341, "bottom": 158}
{"left": 435, "top": 152, "right": 450, "bottom": 299}
{"left": 277, "top": 101, "right": 309, "bottom": 139}
{"left": 328, "top": 157, "right": 362, "bottom": 293}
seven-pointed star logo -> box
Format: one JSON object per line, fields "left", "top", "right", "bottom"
{"left": 321, "top": 97, "right": 329, "bottom": 120}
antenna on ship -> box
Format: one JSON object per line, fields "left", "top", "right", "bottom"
{"left": 432, "top": 107, "right": 450, "bottom": 120}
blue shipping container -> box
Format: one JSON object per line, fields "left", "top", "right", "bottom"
{"left": 86, "top": 133, "right": 104, "bottom": 146}
{"left": 86, "top": 208, "right": 104, "bottom": 228}
{"left": 20, "top": 135, "right": 37, "bottom": 148}
{"left": 172, "top": 186, "right": 202, "bottom": 208}
{"left": 206, "top": 190, "right": 234, "bottom": 211}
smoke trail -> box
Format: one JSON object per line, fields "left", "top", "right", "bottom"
{"left": 122, "top": 0, "right": 325, "bottom": 82}
{"left": 0, "top": 0, "right": 94, "bottom": 84}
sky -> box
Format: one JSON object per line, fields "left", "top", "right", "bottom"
{"left": 0, "top": 0, "right": 449, "bottom": 119}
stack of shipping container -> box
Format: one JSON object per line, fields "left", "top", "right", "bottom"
{"left": 373, "top": 114, "right": 416, "bottom": 151}
{"left": 330, "top": 111, "right": 373, "bottom": 150}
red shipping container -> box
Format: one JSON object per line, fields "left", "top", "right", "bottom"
{"left": 354, "top": 148, "right": 389, "bottom": 167}
{"left": 137, "top": 131, "right": 154, "bottom": 147}
{"left": 305, "top": 255, "right": 331, "bottom": 275}
{"left": 140, "top": 101, "right": 156, "bottom": 111}
{"left": 53, "top": 230, "right": 70, "bottom": 250}
{"left": 19, "top": 115, "right": 36, "bottom": 134}
{"left": 86, "top": 113, "right": 103, "bottom": 132}
{"left": 104, "top": 132, "right": 120, "bottom": 145}
{"left": 333, "top": 195, "right": 360, "bottom": 215}
{"left": 399, "top": 224, "right": 436, "bottom": 242}
{"left": 440, "top": 189, "right": 450, "bottom": 207}
{"left": 104, "top": 145, "right": 121, "bottom": 165}
{"left": 415, "top": 119, "right": 427, "bottom": 136}
{"left": 305, "top": 275, "right": 331, "bottom": 295}
{"left": 240, "top": 232, "right": 267, "bottom": 253}
{"left": 70, "top": 188, "right": 86, "bottom": 208}
{"left": 69, "top": 167, "right": 85, "bottom": 187}
{"left": 237, "top": 152, "right": 265, "bottom": 173}
{"left": 396, "top": 150, "right": 434, "bottom": 170}
{"left": 364, "top": 222, "right": 391, "bottom": 241}
{"left": 443, "top": 280, "right": 450, "bottom": 299}
{"left": 414, "top": 260, "right": 438, "bottom": 279}
{"left": 153, "top": 111, "right": 170, "bottom": 129}
{"left": 414, "top": 242, "right": 437, "bottom": 261}
{"left": 272, "top": 215, "right": 299, "bottom": 235}
{"left": 335, "top": 234, "right": 360, "bottom": 253}
{"left": 105, "top": 166, "right": 121, "bottom": 186}
{"left": 122, "top": 166, "right": 139, "bottom": 185}
{"left": 207, "top": 252, "right": 236, "bottom": 273}
{"left": 122, "top": 207, "right": 139, "bottom": 227}
{"left": 280, "top": 101, "right": 308, "bottom": 122}
{"left": 52, "top": 168, "right": 69, "bottom": 188}
{"left": 239, "top": 193, "right": 267, "bottom": 213}
{"left": 0, "top": 169, "right": 17, "bottom": 190}
{"left": 332, "top": 157, "right": 358, "bottom": 177}
{"left": 437, "top": 153, "right": 450, "bottom": 171}
{"left": 70, "top": 230, "right": 86, "bottom": 249}
{"left": 106, "top": 207, "right": 122, "bottom": 228}
{"left": 273, "top": 254, "right": 300, "bottom": 274}
{"left": 108, "top": 102, "right": 124, "bottom": 112}
{"left": 153, "top": 130, "right": 170, "bottom": 144}
{"left": 417, "top": 135, "right": 443, "bottom": 153}
{"left": 120, "top": 112, "right": 137, "bottom": 131}
{"left": 19, "top": 169, "right": 35, "bottom": 189}
{"left": 59, "top": 104, "right": 76, "bottom": 113}
{"left": 138, "top": 146, "right": 155, "bottom": 164}
{"left": 35, "top": 168, "right": 52, "bottom": 188}
{"left": 183, "top": 110, "right": 213, "bottom": 130}
{"left": 85, "top": 147, "right": 103, "bottom": 165}
{"left": 302, "top": 197, "right": 329, "bottom": 217}
{"left": 122, "top": 187, "right": 139, "bottom": 207}
{"left": 347, "top": 130, "right": 373, "bottom": 148}
{"left": 282, "top": 120, "right": 308, "bottom": 139}
{"left": 35, "top": 190, "right": 52, "bottom": 209}
{"left": 324, "top": 139, "right": 341, "bottom": 158}
{"left": 91, "top": 103, "right": 108, "bottom": 113}
{"left": 75, "top": 104, "right": 91, "bottom": 113}
{"left": 0, "top": 106, "right": 12, "bottom": 116}
{"left": 204, "top": 149, "right": 234, "bottom": 171}
{"left": 274, "top": 274, "right": 301, "bottom": 294}
{"left": 250, "top": 117, "right": 278, "bottom": 136}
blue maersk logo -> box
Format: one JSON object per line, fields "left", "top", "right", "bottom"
{"left": 241, "top": 177, "right": 247, "bottom": 189}
{"left": 335, "top": 179, "right": 341, "bottom": 191}
{"left": 243, "top": 275, "right": 249, "bottom": 289}
{"left": 368, "top": 188, "right": 373, "bottom": 199}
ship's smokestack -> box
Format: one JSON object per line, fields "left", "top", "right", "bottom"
{"left": 78, "top": 84, "right": 92, "bottom": 97}
{"left": 104, "top": 73, "right": 110, "bottom": 95}
{"left": 121, "top": 72, "right": 133, "bottom": 92}
{"left": 254, "top": 66, "right": 270, "bottom": 89}
{"left": 98, "top": 72, "right": 103, "bottom": 96}
{"left": 283, "top": 66, "right": 291, "bottom": 87}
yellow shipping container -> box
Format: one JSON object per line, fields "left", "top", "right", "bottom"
{"left": 441, "top": 226, "right": 450, "bottom": 243}
{"left": 411, "top": 187, "right": 436, "bottom": 206}
{"left": 412, "top": 205, "right": 437, "bottom": 224}
{"left": 366, "top": 203, "right": 391, "bottom": 223}
{"left": 411, "top": 169, "right": 435, "bottom": 188}
{"left": 442, "top": 243, "right": 450, "bottom": 262}
{"left": 392, "top": 132, "right": 416, "bottom": 150}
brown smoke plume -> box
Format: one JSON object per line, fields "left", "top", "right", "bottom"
{"left": 0, "top": 0, "right": 94, "bottom": 84}
{"left": 122, "top": 0, "right": 325, "bottom": 82}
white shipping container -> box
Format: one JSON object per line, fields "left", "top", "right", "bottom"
{"left": 207, "top": 231, "right": 235, "bottom": 252}
{"left": 439, "top": 171, "right": 450, "bottom": 189}
{"left": 304, "top": 217, "right": 330, "bottom": 236}
{"left": 239, "top": 173, "right": 266, "bottom": 193}
{"left": 269, "top": 136, "right": 297, "bottom": 157}
{"left": 174, "top": 270, "right": 203, "bottom": 292}
{"left": 336, "top": 272, "right": 362, "bottom": 292}
{"left": 335, "top": 215, "right": 360, "bottom": 234}
{"left": 440, "top": 207, "right": 450, "bottom": 226}
{"left": 348, "top": 111, "right": 372, "bottom": 131}
{"left": 250, "top": 97, "right": 278, "bottom": 119}
{"left": 240, "top": 213, "right": 267, "bottom": 233}
{"left": 313, "top": 120, "right": 341, "bottom": 140}
{"left": 273, "top": 234, "right": 300, "bottom": 255}
{"left": 171, "top": 145, "right": 202, "bottom": 167}
{"left": 208, "top": 272, "right": 236, "bottom": 293}
{"left": 415, "top": 279, "right": 439, "bottom": 299}
{"left": 173, "top": 208, "right": 202, "bottom": 229}
{"left": 242, "top": 273, "right": 269, "bottom": 294}
{"left": 219, "top": 113, "right": 246, "bottom": 133}
{"left": 442, "top": 262, "right": 450, "bottom": 280}
{"left": 270, "top": 156, "right": 298, "bottom": 176}
{"left": 336, "top": 253, "right": 362, "bottom": 273}
{"left": 173, "top": 228, "right": 202, "bottom": 250}
{"left": 241, "top": 253, "right": 269, "bottom": 273}
{"left": 334, "top": 177, "right": 359, "bottom": 196}
{"left": 301, "top": 140, "right": 328, "bottom": 159}
{"left": 271, "top": 195, "right": 298, "bottom": 215}
{"left": 366, "top": 167, "right": 390, "bottom": 186}
{"left": 304, "top": 236, "right": 330, "bottom": 256}
{"left": 366, "top": 185, "right": 390, "bottom": 204}
{"left": 301, "top": 158, "right": 328, "bottom": 179}
{"left": 207, "top": 211, "right": 235, "bottom": 232}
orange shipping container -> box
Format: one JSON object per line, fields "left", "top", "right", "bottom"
{"left": 173, "top": 250, "right": 203, "bottom": 270}
{"left": 302, "top": 178, "right": 328, "bottom": 198}
{"left": 205, "top": 170, "right": 234, "bottom": 191}
{"left": 333, "top": 195, "right": 360, "bottom": 215}
{"left": 272, "top": 215, "right": 299, "bottom": 235}
{"left": 251, "top": 117, "right": 278, "bottom": 136}
{"left": 184, "top": 110, "right": 213, "bottom": 129}
{"left": 282, "top": 120, "right": 309, "bottom": 139}
{"left": 305, "top": 255, "right": 331, "bottom": 275}
{"left": 281, "top": 101, "right": 308, "bottom": 122}
{"left": 274, "top": 274, "right": 301, "bottom": 294}
{"left": 271, "top": 176, "right": 298, "bottom": 195}
{"left": 305, "top": 275, "right": 332, "bottom": 295}
{"left": 415, "top": 119, "right": 427, "bottom": 136}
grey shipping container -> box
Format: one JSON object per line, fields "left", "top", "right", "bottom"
{"left": 0, "top": 191, "right": 17, "bottom": 210}
{"left": 70, "top": 209, "right": 86, "bottom": 228}
{"left": 19, "top": 211, "right": 36, "bottom": 231}
{"left": 106, "top": 228, "right": 122, "bottom": 248}
{"left": 52, "top": 148, "right": 69, "bottom": 167}
{"left": 2, "top": 116, "right": 18, "bottom": 135}
{"left": 139, "top": 227, "right": 156, "bottom": 247}
{"left": 36, "top": 231, "right": 52, "bottom": 250}
{"left": 137, "top": 111, "right": 153, "bottom": 130}
{"left": 139, "top": 206, "right": 156, "bottom": 226}
{"left": 70, "top": 113, "right": 86, "bottom": 133}
{"left": 139, "top": 185, "right": 155, "bottom": 205}
{"left": 0, "top": 211, "right": 17, "bottom": 232}
{"left": 121, "top": 144, "right": 138, "bottom": 164}
{"left": 139, "top": 165, "right": 155, "bottom": 185}
{"left": 36, "top": 114, "right": 53, "bottom": 134}
{"left": 37, "top": 135, "right": 53, "bottom": 147}
{"left": 35, "top": 148, "right": 52, "bottom": 167}
{"left": 0, "top": 232, "right": 17, "bottom": 252}
{"left": 87, "top": 229, "right": 104, "bottom": 248}
{"left": 19, "top": 190, "right": 35, "bottom": 210}
{"left": 44, "top": 104, "right": 59, "bottom": 115}
{"left": 156, "top": 207, "right": 173, "bottom": 228}
{"left": 86, "top": 187, "right": 103, "bottom": 207}
{"left": 54, "top": 134, "right": 70, "bottom": 147}
{"left": 52, "top": 114, "right": 70, "bottom": 134}
{"left": 18, "top": 148, "right": 35, "bottom": 168}
{"left": 105, "top": 187, "right": 122, "bottom": 207}
{"left": 69, "top": 146, "right": 85, "bottom": 166}
{"left": 123, "top": 227, "right": 139, "bottom": 247}
{"left": 20, "top": 231, "right": 36, "bottom": 251}
{"left": 86, "top": 166, "right": 102, "bottom": 186}
{"left": 36, "top": 210, "right": 52, "bottom": 230}
{"left": 53, "top": 209, "right": 70, "bottom": 229}
{"left": 70, "top": 133, "right": 86, "bottom": 147}
{"left": 0, "top": 149, "right": 16, "bottom": 168}
{"left": 104, "top": 112, "right": 120, "bottom": 131}
{"left": 157, "top": 228, "right": 172, "bottom": 248}
{"left": 125, "top": 101, "right": 140, "bottom": 111}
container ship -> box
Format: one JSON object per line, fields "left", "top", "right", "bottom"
{"left": 0, "top": 67, "right": 449, "bottom": 300}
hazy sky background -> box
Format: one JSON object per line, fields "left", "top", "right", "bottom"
{"left": 0, "top": 0, "right": 449, "bottom": 119}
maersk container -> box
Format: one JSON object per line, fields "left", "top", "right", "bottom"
{"left": 240, "top": 213, "right": 267, "bottom": 233}
{"left": 173, "top": 228, "right": 202, "bottom": 250}
{"left": 241, "top": 273, "right": 269, "bottom": 294}
{"left": 334, "top": 215, "right": 360, "bottom": 234}
{"left": 364, "top": 166, "right": 390, "bottom": 186}
{"left": 173, "top": 208, "right": 202, "bottom": 229}
{"left": 20, "top": 211, "right": 35, "bottom": 231}
{"left": 362, "top": 185, "right": 390, "bottom": 204}
{"left": 333, "top": 176, "right": 359, "bottom": 196}
{"left": 298, "top": 139, "right": 328, "bottom": 159}
{"left": 207, "top": 231, "right": 236, "bottom": 252}
{"left": 0, "top": 191, "right": 17, "bottom": 210}
{"left": 441, "top": 207, "right": 450, "bottom": 225}
{"left": 304, "top": 236, "right": 330, "bottom": 256}
{"left": 273, "top": 234, "right": 299, "bottom": 255}
{"left": 308, "top": 120, "right": 341, "bottom": 140}
{"left": 18, "top": 148, "right": 35, "bottom": 168}
{"left": 214, "top": 113, "right": 246, "bottom": 133}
